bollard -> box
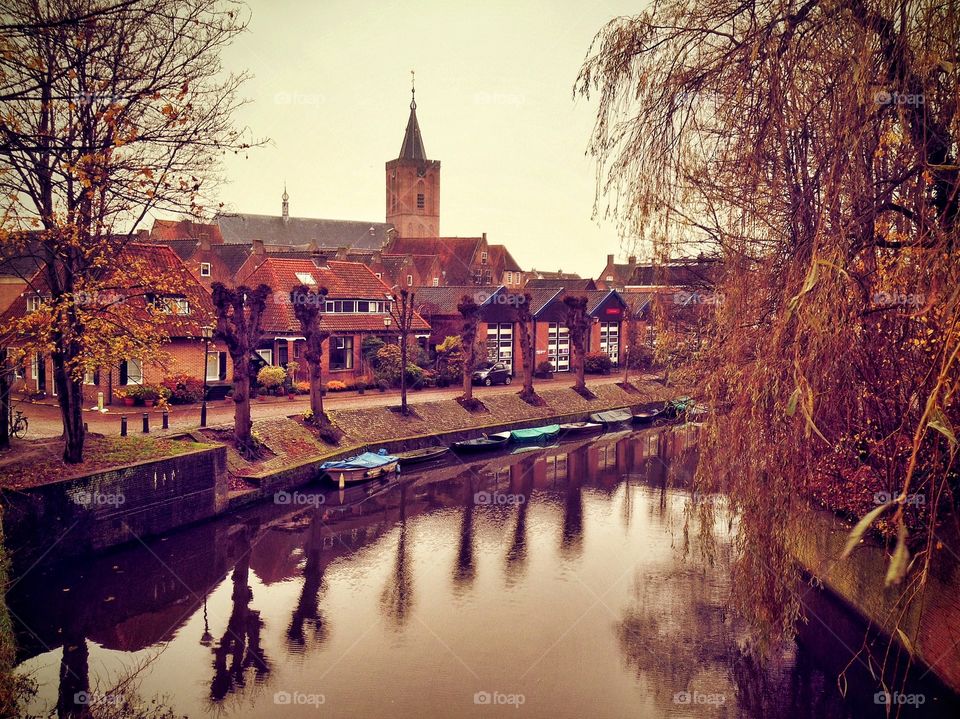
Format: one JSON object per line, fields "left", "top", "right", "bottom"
{"left": 120, "top": 415, "right": 127, "bottom": 436}
{"left": 162, "top": 410, "right": 169, "bottom": 430}
{"left": 142, "top": 412, "right": 149, "bottom": 434}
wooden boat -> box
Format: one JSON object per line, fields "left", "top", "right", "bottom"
{"left": 395, "top": 446, "right": 449, "bottom": 467}
{"left": 589, "top": 408, "right": 633, "bottom": 425}
{"left": 510, "top": 424, "right": 561, "bottom": 442}
{"left": 632, "top": 408, "right": 663, "bottom": 424}
{"left": 451, "top": 433, "right": 510, "bottom": 453}
{"left": 558, "top": 421, "right": 603, "bottom": 434}
{"left": 319, "top": 451, "right": 400, "bottom": 483}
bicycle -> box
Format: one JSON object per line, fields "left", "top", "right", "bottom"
{"left": 9, "top": 409, "right": 27, "bottom": 439}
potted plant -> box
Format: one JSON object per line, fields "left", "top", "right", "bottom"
{"left": 115, "top": 388, "right": 135, "bottom": 407}
{"left": 139, "top": 385, "right": 159, "bottom": 407}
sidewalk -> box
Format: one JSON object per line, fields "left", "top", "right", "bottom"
{"left": 10, "top": 373, "right": 660, "bottom": 440}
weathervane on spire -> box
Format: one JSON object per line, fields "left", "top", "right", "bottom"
{"left": 410, "top": 69, "right": 416, "bottom": 109}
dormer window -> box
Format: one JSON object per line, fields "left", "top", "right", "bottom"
{"left": 295, "top": 271, "right": 317, "bottom": 285}
{"left": 200, "top": 262, "right": 211, "bottom": 277}
{"left": 407, "top": 275, "right": 413, "bottom": 286}
{"left": 25, "top": 296, "right": 41, "bottom": 313}
{"left": 480, "top": 251, "right": 488, "bottom": 264}
{"left": 159, "top": 297, "right": 190, "bottom": 315}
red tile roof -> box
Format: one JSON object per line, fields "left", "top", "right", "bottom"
{"left": 238, "top": 257, "right": 428, "bottom": 334}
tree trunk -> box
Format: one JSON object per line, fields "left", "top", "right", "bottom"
{"left": 232, "top": 356, "right": 253, "bottom": 449}
{"left": 462, "top": 345, "right": 474, "bottom": 403}
{"left": 0, "top": 349, "right": 9, "bottom": 450}
{"left": 309, "top": 355, "right": 324, "bottom": 419}
{"left": 518, "top": 319, "right": 535, "bottom": 401}
{"left": 53, "top": 355, "right": 84, "bottom": 463}
{"left": 573, "top": 343, "right": 587, "bottom": 392}
{"left": 400, "top": 337, "right": 408, "bottom": 414}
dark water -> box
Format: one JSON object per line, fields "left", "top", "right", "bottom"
{"left": 9, "top": 426, "right": 960, "bottom": 717}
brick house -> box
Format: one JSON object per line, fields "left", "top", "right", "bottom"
{"left": 156, "top": 237, "right": 251, "bottom": 290}
{"left": 595, "top": 254, "right": 638, "bottom": 291}
{"left": 1, "top": 243, "right": 231, "bottom": 405}
{"left": 236, "top": 256, "right": 429, "bottom": 384}
{"left": 529, "top": 289, "right": 630, "bottom": 371}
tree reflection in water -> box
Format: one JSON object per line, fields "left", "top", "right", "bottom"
{"left": 56, "top": 622, "right": 89, "bottom": 719}
{"left": 453, "top": 472, "right": 477, "bottom": 592}
{"left": 504, "top": 456, "right": 536, "bottom": 584}
{"left": 560, "top": 445, "right": 586, "bottom": 558}
{"left": 210, "top": 523, "right": 270, "bottom": 702}
{"left": 287, "top": 508, "right": 330, "bottom": 652}
{"left": 381, "top": 483, "right": 414, "bottom": 628}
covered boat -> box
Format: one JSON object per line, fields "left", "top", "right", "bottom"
{"left": 510, "top": 424, "right": 561, "bottom": 442}
{"left": 632, "top": 407, "right": 663, "bottom": 424}
{"left": 320, "top": 451, "right": 399, "bottom": 483}
{"left": 589, "top": 408, "right": 633, "bottom": 425}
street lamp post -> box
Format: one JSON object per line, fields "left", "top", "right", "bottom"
{"left": 200, "top": 325, "right": 213, "bottom": 427}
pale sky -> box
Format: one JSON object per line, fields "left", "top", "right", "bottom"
{"left": 198, "top": 0, "right": 647, "bottom": 279}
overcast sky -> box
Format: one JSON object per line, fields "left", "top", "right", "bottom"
{"left": 200, "top": 0, "right": 645, "bottom": 279}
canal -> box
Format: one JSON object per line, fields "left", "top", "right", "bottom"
{"left": 10, "top": 426, "right": 960, "bottom": 717}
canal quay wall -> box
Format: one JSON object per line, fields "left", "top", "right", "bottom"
{"left": 1, "top": 445, "right": 227, "bottom": 567}
{"left": 790, "top": 506, "right": 960, "bottom": 693}
{"left": 2, "top": 381, "right": 675, "bottom": 566}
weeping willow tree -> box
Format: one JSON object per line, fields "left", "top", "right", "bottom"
{"left": 578, "top": 0, "right": 959, "bottom": 653}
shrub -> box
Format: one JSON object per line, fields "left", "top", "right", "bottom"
{"left": 405, "top": 363, "right": 424, "bottom": 386}
{"left": 584, "top": 351, "right": 613, "bottom": 374}
{"left": 161, "top": 374, "right": 204, "bottom": 404}
{"left": 285, "top": 360, "right": 300, "bottom": 388}
{"left": 362, "top": 336, "right": 386, "bottom": 367}
{"left": 436, "top": 335, "right": 465, "bottom": 384}
{"left": 326, "top": 380, "right": 348, "bottom": 391}
{"left": 294, "top": 380, "right": 311, "bottom": 394}
{"left": 374, "top": 344, "right": 402, "bottom": 386}
{"left": 536, "top": 360, "right": 555, "bottom": 375}
{"left": 257, "top": 365, "right": 287, "bottom": 390}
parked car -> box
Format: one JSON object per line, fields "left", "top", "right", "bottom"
{"left": 472, "top": 361, "right": 512, "bottom": 386}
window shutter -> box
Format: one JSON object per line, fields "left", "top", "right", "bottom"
{"left": 119, "top": 361, "right": 127, "bottom": 386}
{"left": 93, "top": 369, "right": 100, "bottom": 385}
{"left": 218, "top": 352, "right": 227, "bottom": 380}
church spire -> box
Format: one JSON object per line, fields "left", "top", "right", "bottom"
{"left": 282, "top": 183, "right": 289, "bottom": 222}
{"left": 398, "top": 70, "right": 427, "bottom": 161}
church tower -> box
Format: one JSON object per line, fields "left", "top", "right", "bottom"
{"left": 386, "top": 73, "right": 440, "bottom": 238}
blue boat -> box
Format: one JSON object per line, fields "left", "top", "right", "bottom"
{"left": 509, "top": 424, "right": 561, "bottom": 442}
{"left": 320, "top": 450, "right": 399, "bottom": 483}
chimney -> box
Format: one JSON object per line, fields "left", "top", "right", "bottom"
{"left": 482, "top": 232, "right": 487, "bottom": 243}
{"left": 199, "top": 237, "right": 211, "bottom": 251}
{"left": 252, "top": 239, "right": 265, "bottom": 256}
{"left": 373, "top": 250, "right": 382, "bottom": 263}
{"left": 137, "top": 229, "right": 150, "bottom": 240}
{"left": 606, "top": 254, "right": 614, "bottom": 266}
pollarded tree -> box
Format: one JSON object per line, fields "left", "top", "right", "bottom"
{"left": 0, "top": 0, "right": 258, "bottom": 462}
{"left": 563, "top": 295, "right": 591, "bottom": 395}
{"left": 457, "top": 296, "right": 481, "bottom": 406}
{"left": 290, "top": 284, "right": 329, "bottom": 422}
{"left": 390, "top": 289, "right": 417, "bottom": 415}
{"left": 512, "top": 292, "right": 539, "bottom": 404}
{"left": 211, "top": 283, "right": 271, "bottom": 458}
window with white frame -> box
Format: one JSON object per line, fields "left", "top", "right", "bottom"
{"left": 30, "top": 354, "right": 38, "bottom": 380}
{"left": 432, "top": 277, "right": 439, "bottom": 287}
{"left": 480, "top": 251, "right": 488, "bottom": 264}
{"left": 26, "top": 296, "right": 41, "bottom": 312}
{"left": 158, "top": 296, "right": 190, "bottom": 314}
{"left": 200, "top": 262, "right": 211, "bottom": 277}
{"left": 407, "top": 275, "right": 413, "bottom": 286}
{"left": 83, "top": 368, "right": 97, "bottom": 385}
{"left": 206, "top": 352, "right": 220, "bottom": 381}
{"left": 125, "top": 358, "right": 143, "bottom": 384}
{"left": 330, "top": 336, "right": 354, "bottom": 370}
